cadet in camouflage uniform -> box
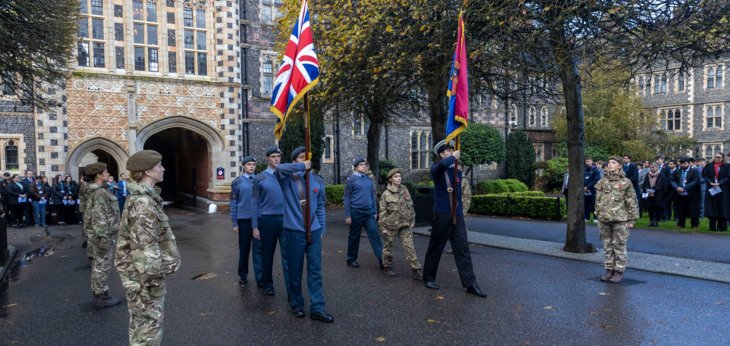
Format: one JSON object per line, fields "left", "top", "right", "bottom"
{"left": 116, "top": 150, "right": 181, "bottom": 345}
{"left": 78, "top": 167, "right": 90, "bottom": 250}
{"left": 378, "top": 168, "right": 423, "bottom": 280}
{"left": 84, "top": 162, "right": 123, "bottom": 307}
{"left": 461, "top": 174, "right": 472, "bottom": 214}
{"left": 594, "top": 156, "right": 639, "bottom": 283}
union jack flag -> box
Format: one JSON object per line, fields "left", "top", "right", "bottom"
{"left": 270, "top": 0, "right": 320, "bottom": 140}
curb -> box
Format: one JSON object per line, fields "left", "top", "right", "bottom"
{"left": 412, "top": 227, "right": 730, "bottom": 284}
{"left": 0, "top": 245, "right": 18, "bottom": 287}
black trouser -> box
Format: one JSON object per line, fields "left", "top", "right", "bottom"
{"left": 584, "top": 194, "right": 595, "bottom": 220}
{"left": 22, "top": 201, "right": 32, "bottom": 226}
{"left": 675, "top": 196, "right": 699, "bottom": 227}
{"left": 236, "top": 218, "right": 262, "bottom": 282}
{"left": 258, "top": 214, "right": 290, "bottom": 297}
{"left": 423, "top": 211, "right": 476, "bottom": 288}
{"left": 663, "top": 195, "right": 673, "bottom": 220}
{"left": 10, "top": 203, "right": 25, "bottom": 226}
{"left": 708, "top": 217, "right": 727, "bottom": 232}
{"left": 647, "top": 200, "right": 663, "bottom": 222}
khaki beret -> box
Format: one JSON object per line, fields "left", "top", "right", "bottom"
{"left": 85, "top": 162, "right": 107, "bottom": 176}
{"left": 126, "top": 150, "right": 162, "bottom": 172}
{"left": 607, "top": 156, "right": 622, "bottom": 164}
{"left": 387, "top": 168, "right": 401, "bottom": 179}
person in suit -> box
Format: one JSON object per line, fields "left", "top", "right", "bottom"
{"left": 116, "top": 173, "right": 129, "bottom": 212}
{"left": 701, "top": 153, "right": 730, "bottom": 231}
{"left": 671, "top": 158, "right": 701, "bottom": 228}
{"left": 642, "top": 163, "right": 666, "bottom": 227}
{"left": 21, "top": 170, "right": 34, "bottom": 226}
{"left": 664, "top": 159, "right": 678, "bottom": 221}
{"left": 622, "top": 155, "right": 641, "bottom": 213}
{"left": 584, "top": 157, "right": 601, "bottom": 222}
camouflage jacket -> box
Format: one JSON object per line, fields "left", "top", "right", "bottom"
{"left": 462, "top": 179, "right": 472, "bottom": 214}
{"left": 79, "top": 182, "right": 90, "bottom": 213}
{"left": 87, "top": 183, "right": 120, "bottom": 243}
{"left": 378, "top": 184, "right": 415, "bottom": 229}
{"left": 595, "top": 170, "right": 639, "bottom": 223}
{"left": 115, "top": 181, "right": 181, "bottom": 289}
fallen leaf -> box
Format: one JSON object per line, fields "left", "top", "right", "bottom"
{"left": 375, "top": 336, "right": 386, "bottom": 342}
{"left": 436, "top": 296, "right": 444, "bottom": 300}
{"left": 337, "top": 250, "right": 343, "bottom": 253}
{"left": 4, "top": 303, "right": 18, "bottom": 308}
{"left": 600, "top": 324, "right": 613, "bottom": 329}
{"left": 598, "top": 292, "right": 609, "bottom": 296}
{"left": 191, "top": 272, "right": 217, "bottom": 280}
{"left": 267, "top": 310, "right": 276, "bottom": 315}
{"left": 543, "top": 306, "right": 554, "bottom": 310}
{"left": 427, "top": 319, "right": 439, "bottom": 324}
{"left": 199, "top": 312, "right": 214, "bottom": 316}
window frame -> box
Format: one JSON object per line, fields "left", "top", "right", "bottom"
{"left": 77, "top": 0, "right": 105, "bottom": 68}
{"left": 322, "top": 135, "right": 334, "bottom": 163}
{"left": 704, "top": 104, "right": 724, "bottom": 131}
{"left": 659, "top": 107, "right": 682, "bottom": 132}
{"left": 410, "top": 127, "right": 432, "bottom": 170}
{"left": 182, "top": 4, "right": 208, "bottom": 76}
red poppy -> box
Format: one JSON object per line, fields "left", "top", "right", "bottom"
{"left": 314, "top": 188, "right": 319, "bottom": 193}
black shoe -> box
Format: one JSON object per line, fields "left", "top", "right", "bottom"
{"left": 310, "top": 311, "right": 334, "bottom": 323}
{"left": 347, "top": 261, "right": 360, "bottom": 268}
{"left": 262, "top": 287, "right": 275, "bottom": 296}
{"left": 239, "top": 277, "right": 248, "bottom": 287}
{"left": 466, "top": 284, "right": 487, "bottom": 298}
{"left": 424, "top": 281, "right": 439, "bottom": 290}
{"left": 82, "top": 241, "right": 88, "bottom": 249}
{"left": 292, "top": 308, "right": 305, "bottom": 318}
{"left": 256, "top": 281, "right": 263, "bottom": 288}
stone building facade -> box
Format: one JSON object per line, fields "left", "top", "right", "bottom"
{"left": 636, "top": 55, "right": 729, "bottom": 160}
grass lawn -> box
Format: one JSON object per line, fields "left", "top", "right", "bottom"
{"left": 590, "top": 214, "right": 730, "bottom": 235}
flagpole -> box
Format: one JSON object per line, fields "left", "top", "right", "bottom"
{"left": 452, "top": 137, "right": 460, "bottom": 224}
{"left": 304, "top": 94, "right": 312, "bottom": 243}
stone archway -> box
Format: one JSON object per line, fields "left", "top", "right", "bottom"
{"left": 136, "top": 116, "right": 227, "bottom": 203}
{"left": 66, "top": 137, "right": 128, "bottom": 181}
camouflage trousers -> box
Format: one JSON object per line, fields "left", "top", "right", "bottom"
{"left": 90, "top": 237, "right": 115, "bottom": 294}
{"left": 125, "top": 281, "right": 166, "bottom": 346}
{"left": 382, "top": 226, "right": 422, "bottom": 270}
{"left": 598, "top": 221, "right": 630, "bottom": 272}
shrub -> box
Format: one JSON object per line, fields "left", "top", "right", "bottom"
{"left": 325, "top": 184, "right": 344, "bottom": 205}
{"left": 492, "top": 191, "right": 545, "bottom": 197}
{"left": 470, "top": 195, "right": 566, "bottom": 221}
{"left": 476, "top": 180, "right": 509, "bottom": 194}
{"left": 535, "top": 157, "right": 568, "bottom": 192}
{"left": 378, "top": 159, "right": 399, "bottom": 184}
{"left": 475, "top": 179, "right": 528, "bottom": 194}
{"left": 505, "top": 130, "right": 536, "bottom": 187}
{"left": 503, "top": 179, "right": 528, "bottom": 192}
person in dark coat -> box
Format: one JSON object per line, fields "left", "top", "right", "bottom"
{"left": 5, "top": 174, "right": 27, "bottom": 228}
{"left": 51, "top": 174, "right": 67, "bottom": 225}
{"left": 63, "top": 175, "right": 79, "bottom": 224}
{"left": 584, "top": 157, "right": 601, "bottom": 222}
{"left": 663, "top": 160, "right": 678, "bottom": 221}
{"left": 671, "top": 158, "right": 701, "bottom": 228}
{"left": 642, "top": 163, "right": 666, "bottom": 227}
{"left": 622, "top": 155, "right": 641, "bottom": 213}
{"left": 701, "top": 153, "right": 730, "bottom": 232}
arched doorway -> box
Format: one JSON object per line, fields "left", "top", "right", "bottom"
{"left": 67, "top": 138, "right": 128, "bottom": 182}
{"left": 143, "top": 127, "right": 211, "bottom": 203}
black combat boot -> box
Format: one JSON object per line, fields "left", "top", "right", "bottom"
{"left": 600, "top": 269, "right": 614, "bottom": 282}
{"left": 93, "top": 291, "right": 122, "bottom": 307}
{"left": 380, "top": 265, "right": 396, "bottom": 277}
{"left": 609, "top": 271, "right": 624, "bottom": 283}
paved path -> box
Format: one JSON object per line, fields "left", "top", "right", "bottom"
{"left": 1, "top": 208, "right": 729, "bottom": 345}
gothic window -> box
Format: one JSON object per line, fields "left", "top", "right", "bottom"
{"left": 540, "top": 106, "right": 549, "bottom": 128}
{"left": 77, "top": 0, "right": 105, "bottom": 68}
{"left": 132, "top": 0, "right": 159, "bottom": 72}
{"left": 261, "top": 57, "right": 274, "bottom": 94}
{"left": 659, "top": 108, "right": 682, "bottom": 132}
{"left": 705, "top": 104, "right": 723, "bottom": 130}
{"left": 528, "top": 106, "right": 536, "bottom": 127}
{"left": 4, "top": 140, "right": 19, "bottom": 170}
{"left": 410, "top": 128, "right": 432, "bottom": 170}
{"left": 183, "top": 6, "right": 208, "bottom": 76}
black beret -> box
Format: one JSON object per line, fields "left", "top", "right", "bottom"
{"left": 265, "top": 145, "right": 282, "bottom": 157}
{"left": 126, "top": 150, "right": 163, "bottom": 172}
{"left": 2, "top": 172, "right": 10, "bottom": 177}
{"left": 352, "top": 157, "right": 367, "bottom": 167}
{"left": 85, "top": 162, "right": 107, "bottom": 176}
{"left": 291, "top": 146, "right": 306, "bottom": 161}
{"left": 242, "top": 155, "right": 256, "bottom": 164}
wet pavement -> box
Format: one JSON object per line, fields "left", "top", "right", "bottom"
{"left": 1, "top": 208, "right": 729, "bottom": 345}
{"left": 465, "top": 215, "right": 730, "bottom": 264}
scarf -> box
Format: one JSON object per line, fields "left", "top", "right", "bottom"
{"left": 648, "top": 171, "right": 659, "bottom": 187}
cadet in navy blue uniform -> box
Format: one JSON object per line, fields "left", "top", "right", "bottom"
{"left": 422, "top": 140, "right": 486, "bottom": 297}
{"left": 230, "top": 156, "right": 262, "bottom": 287}
{"left": 343, "top": 157, "right": 383, "bottom": 269}
{"left": 252, "top": 145, "right": 291, "bottom": 298}
{"left": 276, "top": 146, "right": 333, "bottom": 322}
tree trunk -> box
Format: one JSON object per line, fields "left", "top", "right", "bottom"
{"left": 366, "top": 112, "right": 383, "bottom": 184}
{"left": 427, "top": 84, "right": 447, "bottom": 152}
{"left": 550, "top": 25, "right": 596, "bottom": 254}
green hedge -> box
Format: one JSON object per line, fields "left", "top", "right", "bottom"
{"left": 470, "top": 195, "right": 566, "bottom": 220}
{"left": 326, "top": 184, "right": 344, "bottom": 205}
{"left": 475, "top": 179, "right": 529, "bottom": 194}
{"left": 493, "top": 191, "right": 545, "bottom": 197}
